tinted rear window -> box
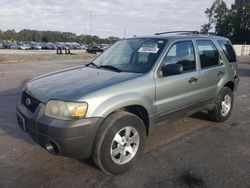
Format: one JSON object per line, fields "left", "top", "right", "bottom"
{"left": 218, "top": 40, "right": 236, "bottom": 62}
{"left": 196, "top": 40, "right": 219, "bottom": 68}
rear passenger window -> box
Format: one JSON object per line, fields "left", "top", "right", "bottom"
{"left": 218, "top": 40, "right": 236, "bottom": 62}
{"left": 163, "top": 41, "right": 196, "bottom": 72}
{"left": 196, "top": 40, "right": 220, "bottom": 68}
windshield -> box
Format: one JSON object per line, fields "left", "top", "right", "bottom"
{"left": 92, "top": 38, "right": 167, "bottom": 73}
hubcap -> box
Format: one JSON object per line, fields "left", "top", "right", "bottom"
{"left": 110, "top": 126, "right": 139, "bottom": 165}
{"left": 221, "top": 94, "right": 231, "bottom": 117}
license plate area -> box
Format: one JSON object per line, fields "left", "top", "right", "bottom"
{"left": 17, "top": 112, "right": 26, "bottom": 131}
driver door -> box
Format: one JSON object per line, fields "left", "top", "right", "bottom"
{"left": 155, "top": 40, "right": 201, "bottom": 117}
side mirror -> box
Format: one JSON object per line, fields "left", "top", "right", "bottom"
{"left": 162, "top": 64, "right": 183, "bottom": 77}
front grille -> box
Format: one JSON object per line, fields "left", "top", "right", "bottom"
{"left": 21, "top": 92, "right": 41, "bottom": 112}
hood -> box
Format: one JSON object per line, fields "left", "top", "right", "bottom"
{"left": 25, "top": 66, "right": 141, "bottom": 103}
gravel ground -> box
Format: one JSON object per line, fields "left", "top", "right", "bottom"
{"left": 0, "top": 58, "right": 250, "bottom": 188}
{"left": 0, "top": 49, "right": 97, "bottom": 63}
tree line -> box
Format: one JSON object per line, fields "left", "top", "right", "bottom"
{"left": 0, "top": 29, "right": 120, "bottom": 44}
{"left": 201, "top": 0, "right": 250, "bottom": 44}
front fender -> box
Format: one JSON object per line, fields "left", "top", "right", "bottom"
{"left": 85, "top": 92, "right": 154, "bottom": 118}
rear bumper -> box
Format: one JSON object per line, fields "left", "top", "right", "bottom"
{"left": 16, "top": 95, "right": 103, "bottom": 159}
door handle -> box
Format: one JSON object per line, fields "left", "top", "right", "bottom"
{"left": 188, "top": 77, "right": 198, "bottom": 83}
{"left": 218, "top": 71, "right": 225, "bottom": 77}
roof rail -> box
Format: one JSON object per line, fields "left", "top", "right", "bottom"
{"left": 207, "top": 32, "right": 215, "bottom": 35}
{"left": 155, "top": 31, "right": 200, "bottom": 35}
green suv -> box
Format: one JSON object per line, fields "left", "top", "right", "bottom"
{"left": 17, "top": 31, "right": 239, "bottom": 175}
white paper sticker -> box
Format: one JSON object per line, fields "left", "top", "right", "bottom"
{"left": 138, "top": 47, "right": 159, "bottom": 53}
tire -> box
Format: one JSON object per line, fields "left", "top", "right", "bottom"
{"left": 92, "top": 111, "right": 146, "bottom": 175}
{"left": 209, "top": 87, "right": 233, "bottom": 122}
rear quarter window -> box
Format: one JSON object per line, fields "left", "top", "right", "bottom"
{"left": 218, "top": 40, "right": 236, "bottom": 62}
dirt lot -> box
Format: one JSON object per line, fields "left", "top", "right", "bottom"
{"left": 0, "top": 49, "right": 97, "bottom": 64}
{"left": 0, "top": 54, "right": 250, "bottom": 188}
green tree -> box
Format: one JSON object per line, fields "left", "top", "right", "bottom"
{"left": 0, "top": 29, "right": 120, "bottom": 44}
{"left": 201, "top": 0, "right": 229, "bottom": 34}
{"left": 0, "top": 30, "right": 3, "bottom": 40}
{"left": 231, "top": 0, "right": 250, "bottom": 43}
{"left": 3, "top": 29, "right": 17, "bottom": 40}
{"left": 200, "top": 1, "right": 217, "bottom": 34}
{"left": 201, "top": 0, "right": 250, "bottom": 44}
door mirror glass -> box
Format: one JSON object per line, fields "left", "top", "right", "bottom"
{"left": 162, "top": 64, "right": 183, "bottom": 76}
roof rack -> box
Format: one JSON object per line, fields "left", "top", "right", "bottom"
{"left": 207, "top": 32, "right": 215, "bottom": 35}
{"left": 155, "top": 31, "right": 200, "bottom": 35}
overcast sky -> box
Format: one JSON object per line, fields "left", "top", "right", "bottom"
{"left": 0, "top": 0, "right": 234, "bottom": 38}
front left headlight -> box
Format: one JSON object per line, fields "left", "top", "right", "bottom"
{"left": 44, "top": 100, "right": 88, "bottom": 120}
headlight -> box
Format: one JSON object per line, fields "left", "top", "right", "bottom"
{"left": 44, "top": 100, "right": 88, "bottom": 120}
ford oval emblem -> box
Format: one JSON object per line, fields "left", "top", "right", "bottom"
{"left": 25, "top": 98, "right": 31, "bottom": 106}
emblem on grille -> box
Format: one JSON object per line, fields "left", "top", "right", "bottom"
{"left": 25, "top": 98, "right": 31, "bottom": 106}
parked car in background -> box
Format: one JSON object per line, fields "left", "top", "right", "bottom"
{"left": 31, "top": 44, "right": 42, "bottom": 50}
{"left": 86, "top": 45, "right": 104, "bottom": 54}
{"left": 3, "top": 42, "right": 14, "bottom": 49}
{"left": 10, "top": 44, "right": 19, "bottom": 49}
{"left": 1, "top": 40, "right": 111, "bottom": 51}
{"left": 81, "top": 44, "right": 87, "bottom": 50}
{"left": 18, "top": 45, "right": 31, "bottom": 50}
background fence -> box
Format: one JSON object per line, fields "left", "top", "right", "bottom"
{"left": 233, "top": 45, "right": 250, "bottom": 56}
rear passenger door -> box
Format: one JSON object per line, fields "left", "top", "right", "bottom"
{"left": 195, "top": 40, "right": 227, "bottom": 102}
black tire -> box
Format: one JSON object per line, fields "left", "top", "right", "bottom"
{"left": 209, "top": 87, "right": 233, "bottom": 122}
{"left": 92, "top": 111, "right": 146, "bottom": 175}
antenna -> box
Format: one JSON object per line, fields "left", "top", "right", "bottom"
{"left": 83, "top": 16, "right": 86, "bottom": 35}
{"left": 90, "top": 10, "right": 92, "bottom": 34}
{"left": 124, "top": 27, "right": 127, "bottom": 38}
{"left": 155, "top": 31, "right": 200, "bottom": 35}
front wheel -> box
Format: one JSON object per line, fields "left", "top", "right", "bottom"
{"left": 93, "top": 111, "right": 146, "bottom": 175}
{"left": 209, "top": 87, "right": 233, "bottom": 122}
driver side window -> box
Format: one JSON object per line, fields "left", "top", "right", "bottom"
{"left": 163, "top": 41, "right": 196, "bottom": 72}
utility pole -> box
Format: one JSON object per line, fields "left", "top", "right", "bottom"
{"left": 83, "top": 16, "right": 86, "bottom": 35}
{"left": 90, "top": 10, "right": 92, "bottom": 34}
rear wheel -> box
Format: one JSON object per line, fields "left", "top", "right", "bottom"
{"left": 209, "top": 87, "right": 233, "bottom": 122}
{"left": 93, "top": 111, "right": 146, "bottom": 175}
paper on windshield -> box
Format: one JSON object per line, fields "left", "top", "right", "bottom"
{"left": 138, "top": 47, "right": 159, "bottom": 53}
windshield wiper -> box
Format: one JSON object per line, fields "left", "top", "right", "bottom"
{"left": 100, "top": 65, "right": 122, "bottom": 72}
{"left": 86, "top": 62, "right": 100, "bottom": 69}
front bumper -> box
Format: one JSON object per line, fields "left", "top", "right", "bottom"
{"left": 16, "top": 95, "right": 103, "bottom": 159}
